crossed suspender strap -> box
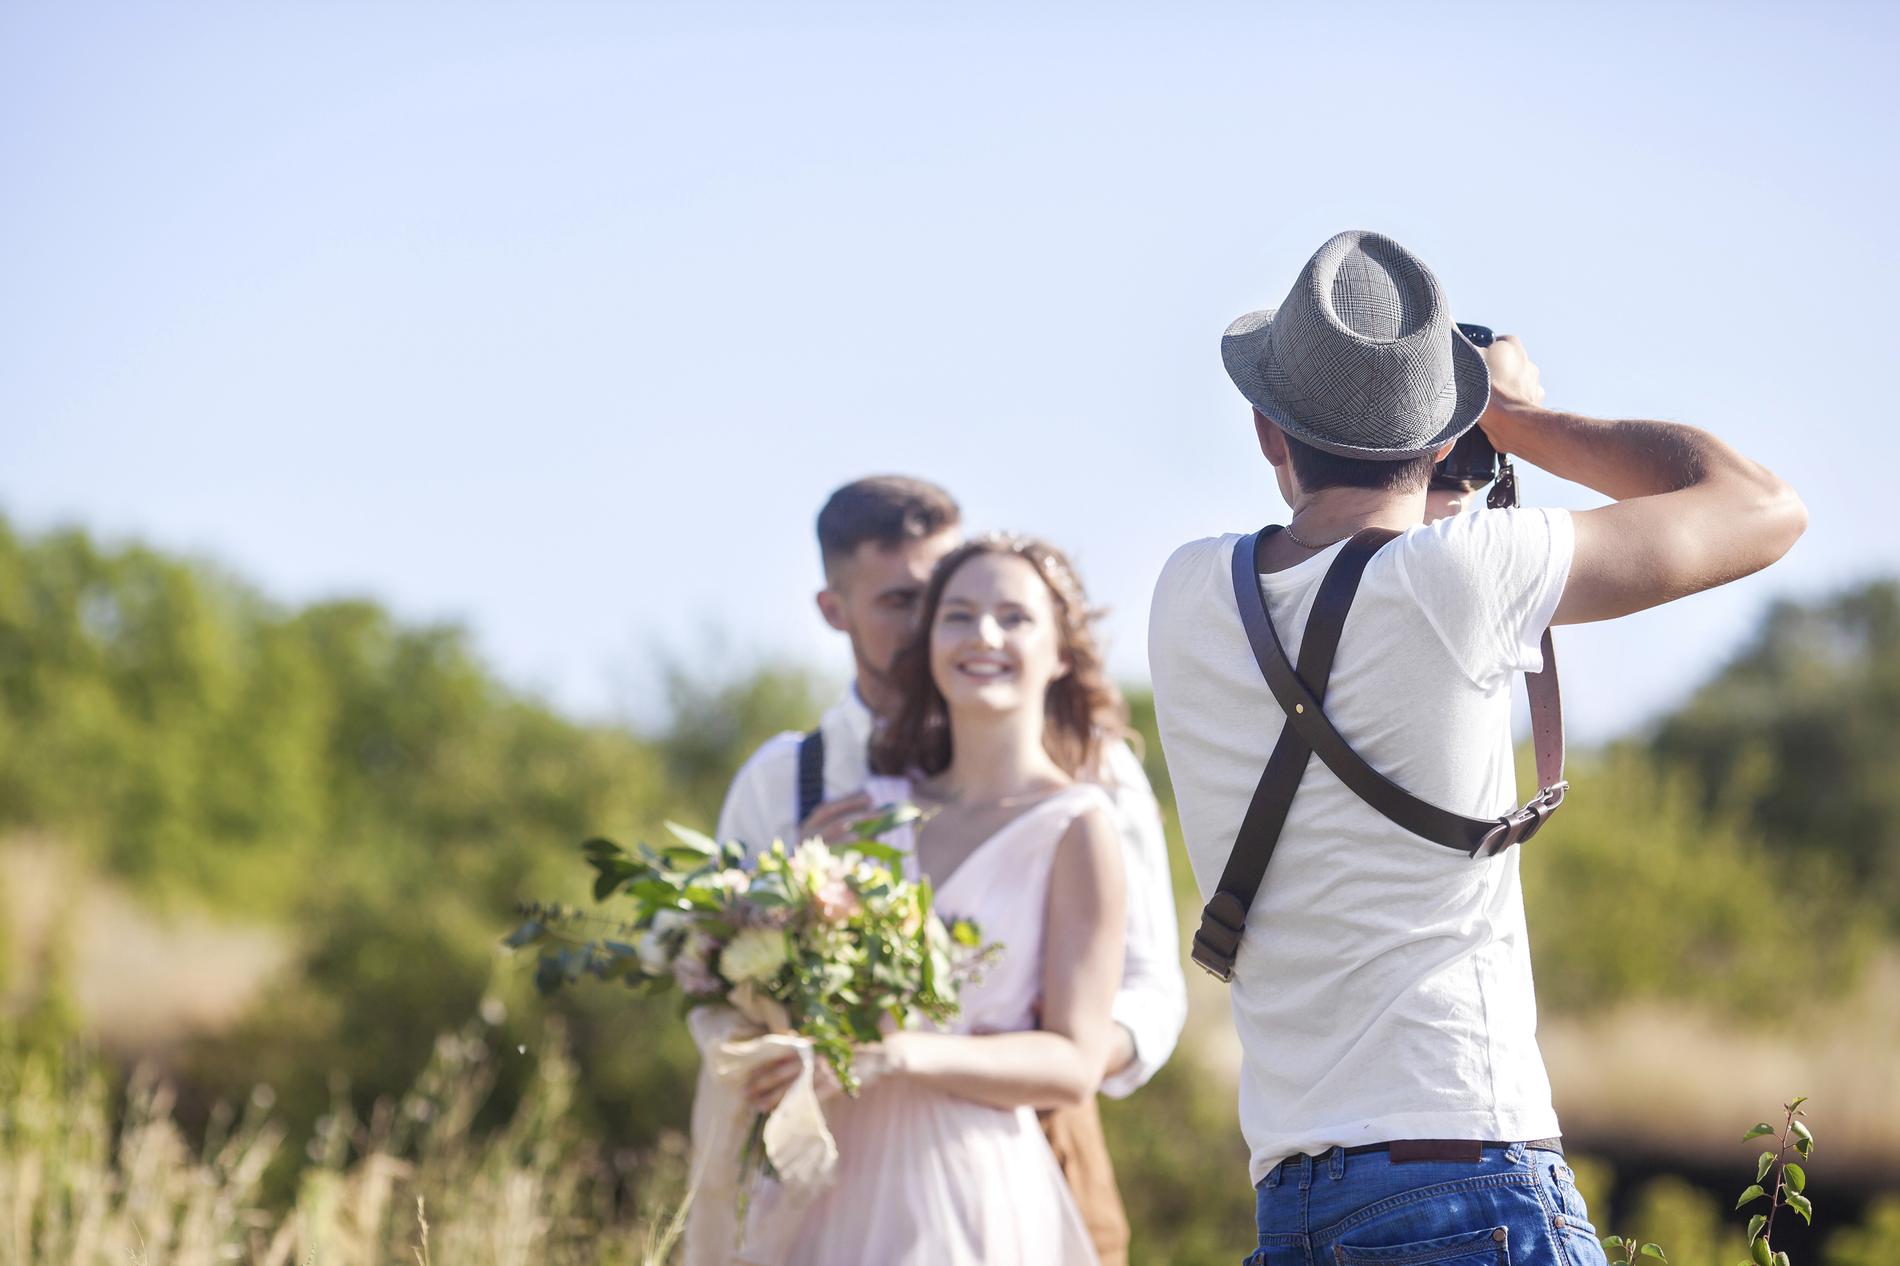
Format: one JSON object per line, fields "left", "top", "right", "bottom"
{"left": 1190, "top": 524, "right": 1570, "bottom": 983}
{"left": 795, "top": 728, "right": 826, "bottom": 826}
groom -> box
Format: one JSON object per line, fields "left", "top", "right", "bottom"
{"left": 718, "top": 475, "right": 1188, "bottom": 1266}
{"left": 1149, "top": 230, "right": 1806, "bottom": 1262}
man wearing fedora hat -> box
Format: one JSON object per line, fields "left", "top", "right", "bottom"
{"left": 1148, "top": 230, "right": 1806, "bottom": 1264}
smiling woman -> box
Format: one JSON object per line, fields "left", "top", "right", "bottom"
{"left": 873, "top": 532, "right": 1126, "bottom": 781}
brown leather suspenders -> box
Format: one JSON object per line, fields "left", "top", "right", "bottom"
{"left": 1190, "top": 525, "right": 1569, "bottom": 983}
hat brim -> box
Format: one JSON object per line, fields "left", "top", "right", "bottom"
{"left": 1220, "top": 309, "right": 1491, "bottom": 460}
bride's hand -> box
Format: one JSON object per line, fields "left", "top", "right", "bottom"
{"left": 746, "top": 1052, "right": 805, "bottom": 1114}
{"left": 746, "top": 1039, "right": 903, "bottom": 1114}
{"left": 814, "top": 1038, "right": 901, "bottom": 1102}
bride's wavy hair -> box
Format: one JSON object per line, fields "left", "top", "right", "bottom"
{"left": 871, "top": 533, "right": 1127, "bottom": 779}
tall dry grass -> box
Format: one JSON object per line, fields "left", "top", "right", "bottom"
{"left": 0, "top": 1020, "right": 687, "bottom": 1266}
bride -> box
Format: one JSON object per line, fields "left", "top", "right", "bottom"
{"left": 743, "top": 532, "right": 1129, "bottom": 1265}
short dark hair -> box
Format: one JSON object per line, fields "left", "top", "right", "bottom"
{"left": 816, "top": 476, "right": 961, "bottom": 573}
{"left": 1284, "top": 433, "right": 1437, "bottom": 493}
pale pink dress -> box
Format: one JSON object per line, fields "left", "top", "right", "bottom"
{"left": 773, "top": 777, "right": 1109, "bottom": 1266}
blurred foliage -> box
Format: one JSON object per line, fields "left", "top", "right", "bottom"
{"left": 1654, "top": 581, "right": 1900, "bottom": 926}
{"left": 2, "top": 511, "right": 1898, "bottom": 1263}
{"left": 1827, "top": 1196, "right": 1900, "bottom": 1266}
{"left": 1519, "top": 744, "right": 1876, "bottom": 1015}
{"left": 0, "top": 512, "right": 815, "bottom": 1181}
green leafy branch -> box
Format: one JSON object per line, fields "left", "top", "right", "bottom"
{"left": 1735, "top": 1096, "right": 1815, "bottom": 1266}
{"left": 1601, "top": 1096, "right": 1815, "bottom": 1266}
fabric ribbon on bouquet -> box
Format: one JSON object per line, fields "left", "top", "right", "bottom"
{"left": 682, "top": 987, "right": 840, "bottom": 1266}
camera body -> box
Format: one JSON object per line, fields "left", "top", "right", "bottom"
{"left": 1432, "top": 323, "right": 1520, "bottom": 510}
{"left": 1432, "top": 323, "right": 1498, "bottom": 492}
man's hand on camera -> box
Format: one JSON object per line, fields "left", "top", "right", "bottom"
{"left": 1477, "top": 334, "right": 1545, "bottom": 453}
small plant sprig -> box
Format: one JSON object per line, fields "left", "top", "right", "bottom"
{"left": 1601, "top": 1097, "right": 1815, "bottom": 1266}
{"left": 1734, "top": 1096, "right": 1815, "bottom": 1266}
{"left": 1600, "top": 1234, "right": 1668, "bottom": 1264}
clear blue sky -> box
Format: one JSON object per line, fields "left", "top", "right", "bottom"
{"left": 4, "top": 2, "right": 1895, "bottom": 741}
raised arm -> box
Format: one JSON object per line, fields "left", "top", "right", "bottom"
{"left": 1477, "top": 337, "right": 1808, "bottom": 625}
{"left": 882, "top": 805, "right": 1127, "bottom": 1111}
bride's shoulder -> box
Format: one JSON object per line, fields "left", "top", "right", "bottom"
{"left": 1052, "top": 785, "right": 1119, "bottom": 853}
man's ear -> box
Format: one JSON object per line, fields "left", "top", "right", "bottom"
{"left": 1433, "top": 439, "right": 1456, "bottom": 461}
{"left": 1254, "top": 409, "right": 1290, "bottom": 467}
{"left": 815, "top": 587, "right": 850, "bottom": 633}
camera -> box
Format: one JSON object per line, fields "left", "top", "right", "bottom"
{"left": 1432, "top": 323, "right": 1519, "bottom": 509}
{"left": 1432, "top": 323, "right": 1498, "bottom": 491}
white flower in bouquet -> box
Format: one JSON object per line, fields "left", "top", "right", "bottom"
{"left": 636, "top": 908, "right": 691, "bottom": 975}
{"left": 789, "top": 839, "right": 847, "bottom": 890}
{"left": 721, "top": 926, "right": 791, "bottom": 985}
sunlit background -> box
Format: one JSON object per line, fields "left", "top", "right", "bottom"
{"left": 3, "top": 4, "right": 1897, "bottom": 1264}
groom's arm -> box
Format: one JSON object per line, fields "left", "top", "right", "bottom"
{"left": 1097, "top": 741, "right": 1189, "bottom": 1098}
{"left": 715, "top": 733, "right": 803, "bottom": 860}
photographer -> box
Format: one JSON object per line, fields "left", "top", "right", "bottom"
{"left": 1147, "top": 230, "right": 1804, "bottom": 1266}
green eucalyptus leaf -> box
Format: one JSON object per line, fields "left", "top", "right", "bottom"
{"left": 1742, "top": 1123, "right": 1776, "bottom": 1141}
{"left": 1788, "top": 1096, "right": 1808, "bottom": 1110}
{"left": 680, "top": 886, "right": 725, "bottom": 911}
{"left": 1791, "top": 1120, "right": 1813, "bottom": 1147}
{"left": 847, "top": 802, "right": 925, "bottom": 839}
{"left": 1751, "top": 1236, "right": 1773, "bottom": 1266}
{"left": 1784, "top": 1162, "right": 1805, "bottom": 1193}
{"left": 501, "top": 920, "right": 545, "bottom": 949}
{"left": 663, "top": 821, "right": 720, "bottom": 855}
{"left": 1773, "top": 1252, "right": 1790, "bottom": 1266}
{"left": 843, "top": 839, "right": 907, "bottom": 866}
{"left": 1786, "top": 1192, "right": 1812, "bottom": 1224}
{"left": 1640, "top": 1246, "right": 1666, "bottom": 1260}
{"left": 1736, "top": 1184, "right": 1766, "bottom": 1209}
{"left": 1795, "top": 1135, "right": 1813, "bottom": 1159}
{"left": 1602, "top": 1236, "right": 1624, "bottom": 1251}
{"left": 1747, "top": 1214, "right": 1766, "bottom": 1241}
{"left": 1757, "top": 1151, "right": 1775, "bottom": 1182}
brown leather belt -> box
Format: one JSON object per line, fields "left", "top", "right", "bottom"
{"left": 1285, "top": 1138, "right": 1565, "bottom": 1168}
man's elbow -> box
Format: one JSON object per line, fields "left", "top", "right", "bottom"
{"left": 1749, "top": 474, "right": 1808, "bottom": 571}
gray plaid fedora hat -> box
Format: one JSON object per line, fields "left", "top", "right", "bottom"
{"left": 1221, "top": 229, "right": 1490, "bottom": 460}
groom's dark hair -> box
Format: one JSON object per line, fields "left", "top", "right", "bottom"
{"left": 1285, "top": 433, "right": 1438, "bottom": 493}
{"left": 817, "top": 476, "right": 961, "bottom": 575}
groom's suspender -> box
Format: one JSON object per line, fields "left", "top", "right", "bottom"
{"left": 1190, "top": 525, "right": 1570, "bottom": 983}
{"left": 795, "top": 728, "right": 826, "bottom": 827}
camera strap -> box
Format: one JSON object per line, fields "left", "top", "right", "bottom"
{"left": 1190, "top": 521, "right": 1568, "bottom": 983}
{"left": 795, "top": 727, "right": 826, "bottom": 826}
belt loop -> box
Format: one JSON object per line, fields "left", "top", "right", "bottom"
{"left": 1297, "top": 1154, "right": 1313, "bottom": 1192}
{"left": 1264, "top": 1160, "right": 1282, "bottom": 1189}
{"left": 1506, "top": 1141, "right": 1527, "bottom": 1165}
{"left": 1328, "top": 1146, "right": 1345, "bottom": 1180}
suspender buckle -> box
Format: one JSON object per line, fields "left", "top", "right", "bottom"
{"left": 1473, "top": 781, "right": 1570, "bottom": 858}
{"left": 1190, "top": 891, "right": 1247, "bottom": 982}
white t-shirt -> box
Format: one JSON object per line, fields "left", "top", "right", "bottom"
{"left": 1147, "top": 507, "right": 1574, "bottom": 1184}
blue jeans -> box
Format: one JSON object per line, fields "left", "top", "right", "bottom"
{"left": 1245, "top": 1143, "right": 1609, "bottom": 1266}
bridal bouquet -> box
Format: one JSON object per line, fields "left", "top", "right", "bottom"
{"left": 502, "top": 807, "right": 995, "bottom": 1095}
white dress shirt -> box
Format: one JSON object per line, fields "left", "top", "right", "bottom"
{"left": 715, "top": 687, "right": 1188, "bottom": 1098}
